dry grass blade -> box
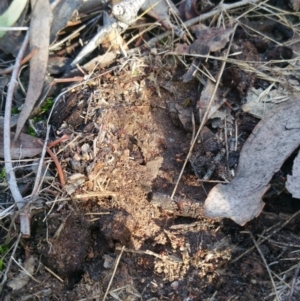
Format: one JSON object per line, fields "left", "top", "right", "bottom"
{"left": 247, "top": 231, "right": 280, "bottom": 301}
{"left": 0, "top": 233, "right": 21, "bottom": 294}
{"left": 171, "top": 24, "right": 238, "bottom": 199}
{"left": 6, "top": 256, "right": 39, "bottom": 290}
{"left": 103, "top": 246, "right": 125, "bottom": 301}
{"left": 288, "top": 263, "right": 300, "bottom": 301}
{"left": 30, "top": 125, "right": 50, "bottom": 197}
{"left": 44, "top": 265, "right": 64, "bottom": 282}
{"left": 146, "top": 0, "right": 262, "bottom": 47}
{"left": 231, "top": 209, "right": 300, "bottom": 263}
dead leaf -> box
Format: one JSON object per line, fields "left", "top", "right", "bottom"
{"left": 0, "top": 129, "right": 43, "bottom": 159}
{"left": 175, "top": 25, "right": 234, "bottom": 56}
{"left": 14, "top": 0, "right": 52, "bottom": 140}
{"left": 0, "top": 128, "right": 43, "bottom": 160}
{"left": 178, "top": 25, "right": 234, "bottom": 82}
{"left": 290, "top": 0, "right": 300, "bottom": 11}
{"left": 6, "top": 256, "right": 36, "bottom": 290}
{"left": 197, "top": 76, "right": 225, "bottom": 122}
{"left": 190, "top": 25, "right": 234, "bottom": 52}
{"left": 141, "top": 0, "right": 182, "bottom": 35}
{"left": 79, "top": 0, "right": 107, "bottom": 13}
{"left": 243, "top": 87, "right": 296, "bottom": 118}
{"left": 242, "top": 102, "right": 275, "bottom": 119}
{"left": 174, "top": 43, "right": 190, "bottom": 55}
{"left": 167, "top": 102, "right": 193, "bottom": 131}
{"left": 50, "top": 0, "right": 83, "bottom": 43}
{"left": 178, "top": 0, "right": 198, "bottom": 21}
{"left": 204, "top": 99, "right": 300, "bottom": 225}
{"left": 65, "top": 173, "right": 86, "bottom": 195}
{"left": 141, "top": 156, "right": 163, "bottom": 192}
{"left": 286, "top": 151, "right": 300, "bottom": 199}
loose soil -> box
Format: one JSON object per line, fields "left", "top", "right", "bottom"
{"left": 2, "top": 59, "right": 300, "bottom": 301}
{"left": 1, "top": 2, "right": 300, "bottom": 299}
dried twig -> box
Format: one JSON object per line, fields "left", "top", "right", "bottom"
{"left": 44, "top": 143, "right": 67, "bottom": 186}
{"left": 115, "top": 246, "right": 183, "bottom": 264}
{"left": 44, "top": 265, "right": 64, "bottom": 282}
{"left": 71, "top": 0, "right": 146, "bottom": 66}
{"left": 73, "top": 191, "right": 118, "bottom": 199}
{"left": 0, "top": 47, "right": 37, "bottom": 75}
{"left": 103, "top": 246, "right": 125, "bottom": 301}
{"left": 4, "top": 31, "right": 30, "bottom": 237}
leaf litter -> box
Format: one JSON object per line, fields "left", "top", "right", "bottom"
{"left": 204, "top": 99, "right": 300, "bottom": 225}
{"left": 1, "top": 0, "right": 300, "bottom": 300}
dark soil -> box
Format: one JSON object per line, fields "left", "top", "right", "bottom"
{"left": 2, "top": 2, "right": 300, "bottom": 300}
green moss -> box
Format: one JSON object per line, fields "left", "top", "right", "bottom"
{"left": 27, "top": 126, "right": 37, "bottom": 137}
{"left": 0, "top": 167, "right": 5, "bottom": 179}
{"left": 39, "top": 98, "right": 54, "bottom": 115}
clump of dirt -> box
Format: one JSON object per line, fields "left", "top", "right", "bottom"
{"left": 35, "top": 212, "right": 89, "bottom": 281}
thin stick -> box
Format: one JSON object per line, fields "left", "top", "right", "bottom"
{"left": 103, "top": 246, "right": 125, "bottom": 301}
{"left": 115, "top": 246, "right": 183, "bottom": 264}
{"left": 44, "top": 265, "right": 64, "bottom": 282}
{"left": 31, "top": 125, "right": 51, "bottom": 196}
{"left": 32, "top": 134, "right": 70, "bottom": 190}
{"left": 146, "top": 0, "right": 261, "bottom": 48}
{"left": 0, "top": 26, "right": 28, "bottom": 31}
{"left": 288, "top": 262, "right": 300, "bottom": 301}
{"left": 248, "top": 232, "right": 279, "bottom": 301}
{"left": 224, "top": 115, "right": 229, "bottom": 177}
{"left": 73, "top": 191, "right": 117, "bottom": 199}
{"left": 11, "top": 256, "right": 41, "bottom": 284}
{"left": 258, "top": 235, "right": 300, "bottom": 249}
{"left": 171, "top": 24, "right": 237, "bottom": 199}
{"left": 4, "top": 31, "right": 30, "bottom": 236}
{"left": 234, "top": 119, "right": 238, "bottom": 151}
{"left": 45, "top": 147, "right": 65, "bottom": 186}
{"left": 0, "top": 47, "right": 38, "bottom": 75}
{"left": 232, "top": 209, "right": 300, "bottom": 263}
